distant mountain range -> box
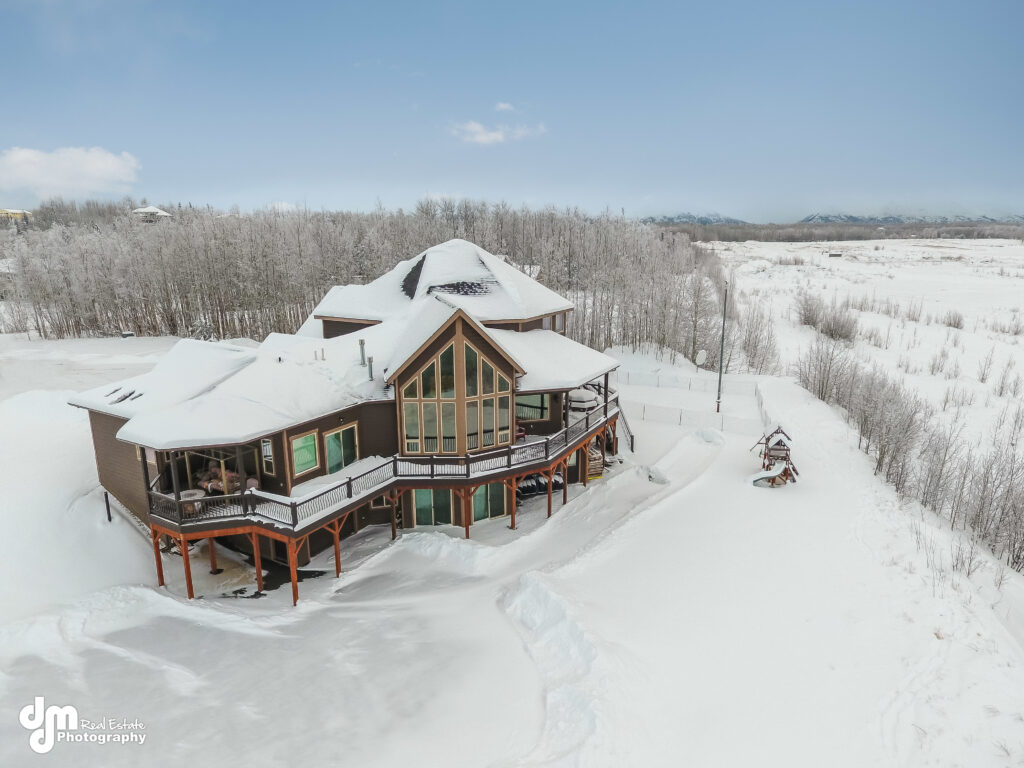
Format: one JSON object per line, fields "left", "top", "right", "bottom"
{"left": 641, "top": 212, "right": 749, "bottom": 226}
{"left": 644, "top": 211, "right": 1024, "bottom": 226}
{"left": 799, "top": 212, "right": 1024, "bottom": 225}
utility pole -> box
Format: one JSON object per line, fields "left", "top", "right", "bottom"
{"left": 716, "top": 281, "right": 728, "bottom": 414}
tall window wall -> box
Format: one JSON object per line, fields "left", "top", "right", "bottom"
{"left": 400, "top": 339, "right": 512, "bottom": 455}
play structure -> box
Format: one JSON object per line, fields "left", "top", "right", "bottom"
{"left": 749, "top": 426, "right": 799, "bottom": 487}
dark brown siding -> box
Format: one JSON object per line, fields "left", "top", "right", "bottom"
{"left": 88, "top": 411, "right": 149, "bottom": 525}
{"left": 519, "top": 318, "right": 545, "bottom": 331}
{"left": 281, "top": 400, "right": 398, "bottom": 491}
{"left": 322, "top": 319, "right": 380, "bottom": 339}
{"left": 256, "top": 434, "right": 288, "bottom": 494}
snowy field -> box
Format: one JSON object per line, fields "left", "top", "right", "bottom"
{"left": 4, "top": 241, "right": 1024, "bottom": 766}
{"left": 716, "top": 238, "right": 1024, "bottom": 442}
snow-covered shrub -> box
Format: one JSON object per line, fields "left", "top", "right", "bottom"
{"left": 741, "top": 302, "right": 780, "bottom": 375}
{"left": 942, "top": 309, "right": 965, "bottom": 329}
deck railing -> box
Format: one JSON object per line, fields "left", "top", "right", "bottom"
{"left": 150, "top": 395, "right": 622, "bottom": 532}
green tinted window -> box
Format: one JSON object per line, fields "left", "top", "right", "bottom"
{"left": 291, "top": 433, "right": 318, "bottom": 475}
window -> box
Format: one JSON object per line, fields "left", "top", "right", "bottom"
{"left": 261, "top": 438, "right": 275, "bottom": 476}
{"left": 498, "top": 396, "right": 510, "bottom": 443}
{"left": 403, "top": 379, "right": 418, "bottom": 399}
{"left": 466, "top": 401, "right": 479, "bottom": 450}
{"left": 482, "top": 359, "right": 494, "bottom": 395}
{"left": 482, "top": 397, "right": 495, "bottom": 447}
{"left": 404, "top": 402, "right": 420, "bottom": 453}
{"left": 465, "top": 344, "right": 478, "bottom": 397}
{"left": 325, "top": 424, "right": 358, "bottom": 474}
{"left": 421, "top": 361, "right": 436, "bottom": 399}
{"left": 516, "top": 393, "right": 550, "bottom": 422}
{"left": 498, "top": 374, "right": 510, "bottom": 392}
{"left": 290, "top": 432, "right": 319, "bottom": 477}
{"left": 542, "top": 315, "right": 553, "bottom": 330}
{"left": 422, "top": 402, "right": 438, "bottom": 453}
{"left": 439, "top": 345, "right": 455, "bottom": 398}
{"left": 442, "top": 402, "right": 456, "bottom": 452}
{"left": 555, "top": 313, "right": 565, "bottom": 333}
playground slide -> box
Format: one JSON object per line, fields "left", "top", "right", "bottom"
{"left": 748, "top": 463, "right": 788, "bottom": 487}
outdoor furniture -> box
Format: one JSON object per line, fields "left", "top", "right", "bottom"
{"left": 179, "top": 489, "right": 206, "bottom": 518}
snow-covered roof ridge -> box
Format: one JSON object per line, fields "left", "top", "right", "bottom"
{"left": 132, "top": 205, "right": 172, "bottom": 216}
{"left": 305, "top": 239, "right": 572, "bottom": 326}
{"left": 68, "top": 339, "right": 258, "bottom": 420}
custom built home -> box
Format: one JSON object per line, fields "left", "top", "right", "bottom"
{"left": 70, "top": 239, "right": 633, "bottom": 604}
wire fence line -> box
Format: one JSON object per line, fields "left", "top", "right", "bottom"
{"left": 611, "top": 370, "right": 758, "bottom": 395}
{"left": 620, "top": 399, "right": 763, "bottom": 435}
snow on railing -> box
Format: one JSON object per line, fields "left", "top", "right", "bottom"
{"left": 150, "top": 398, "right": 622, "bottom": 532}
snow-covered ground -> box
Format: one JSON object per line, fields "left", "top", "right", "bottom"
{"left": 715, "top": 238, "right": 1024, "bottom": 441}
{"left": 3, "top": 252, "right": 1024, "bottom": 767}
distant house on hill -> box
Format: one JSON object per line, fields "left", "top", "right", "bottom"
{"left": 0, "top": 209, "right": 31, "bottom": 222}
{"left": 131, "top": 205, "right": 172, "bottom": 223}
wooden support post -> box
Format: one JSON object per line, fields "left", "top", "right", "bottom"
{"left": 332, "top": 522, "right": 341, "bottom": 577}
{"left": 389, "top": 496, "right": 398, "bottom": 540}
{"left": 287, "top": 539, "right": 299, "bottom": 606}
{"left": 601, "top": 430, "right": 607, "bottom": 466}
{"left": 251, "top": 531, "right": 264, "bottom": 592}
{"left": 151, "top": 528, "right": 165, "bottom": 587}
{"left": 460, "top": 489, "right": 471, "bottom": 539}
{"left": 235, "top": 445, "right": 245, "bottom": 493}
{"left": 563, "top": 459, "right": 570, "bottom": 502}
{"left": 509, "top": 477, "right": 517, "bottom": 530}
{"left": 546, "top": 472, "right": 553, "bottom": 518}
{"left": 208, "top": 537, "right": 220, "bottom": 574}
{"left": 170, "top": 451, "right": 182, "bottom": 501}
{"left": 603, "top": 372, "right": 610, "bottom": 417}
{"left": 180, "top": 536, "right": 194, "bottom": 599}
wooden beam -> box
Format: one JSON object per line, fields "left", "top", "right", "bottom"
{"left": 151, "top": 528, "right": 164, "bottom": 587}
{"left": 287, "top": 539, "right": 299, "bottom": 606}
{"left": 546, "top": 471, "right": 553, "bottom": 518}
{"left": 251, "top": 531, "right": 264, "bottom": 592}
{"left": 180, "top": 536, "right": 194, "bottom": 599}
{"left": 208, "top": 537, "right": 219, "bottom": 574}
{"left": 389, "top": 497, "right": 397, "bottom": 540}
{"left": 331, "top": 521, "right": 341, "bottom": 578}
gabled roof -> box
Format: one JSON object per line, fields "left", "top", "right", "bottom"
{"left": 302, "top": 239, "right": 573, "bottom": 329}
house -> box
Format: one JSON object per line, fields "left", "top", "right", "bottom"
{"left": 0, "top": 208, "right": 31, "bottom": 221}
{"left": 131, "top": 205, "right": 172, "bottom": 222}
{"left": 69, "top": 239, "right": 632, "bottom": 604}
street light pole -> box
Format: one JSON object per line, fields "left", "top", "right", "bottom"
{"left": 716, "top": 280, "right": 728, "bottom": 414}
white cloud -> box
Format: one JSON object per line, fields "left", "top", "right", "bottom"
{"left": 451, "top": 121, "right": 547, "bottom": 145}
{"left": 495, "top": 102, "right": 515, "bottom": 112}
{"left": 0, "top": 146, "right": 140, "bottom": 200}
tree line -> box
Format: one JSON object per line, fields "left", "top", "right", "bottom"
{"left": 1, "top": 198, "right": 737, "bottom": 371}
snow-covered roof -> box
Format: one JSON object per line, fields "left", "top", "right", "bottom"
{"left": 304, "top": 239, "right": 573, "bottom": 327}
{"left": 487, "top": 329, "right": 618, "bottom": 391}
{"left": 132, "top": 205, "right": 172, "bottom": 216}
{"left": 71, "top": 240, "right": 612, "bottom": 449}
{"left": 68, "top": 340, "right": 258, "bottom": 420}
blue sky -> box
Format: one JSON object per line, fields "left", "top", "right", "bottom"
{"left": 1, "top": 0, "right": 1021, "bottom": 222}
